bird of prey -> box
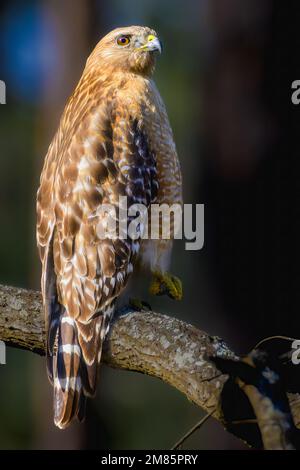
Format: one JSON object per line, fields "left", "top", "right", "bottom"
{"left": 36, "top": 25, "right": 183, "bottom": 429}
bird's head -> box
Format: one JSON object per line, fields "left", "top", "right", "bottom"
{"left": 87, "top": 26, "right": 162, "bottom": 76}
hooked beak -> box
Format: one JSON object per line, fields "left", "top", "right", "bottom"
{"left": 139, "top": 35, "right": 162, "bottom": 54}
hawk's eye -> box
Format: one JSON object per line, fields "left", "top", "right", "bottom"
{"left": 117, "top": 35, "right": 130, "bottom": 46}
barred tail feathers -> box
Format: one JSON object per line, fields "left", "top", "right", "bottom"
{"left": 50, "top": 307, "right": 112, "bottom": 429}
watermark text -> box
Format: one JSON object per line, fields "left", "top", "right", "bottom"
{"left": 0, "top": 80, "right": 6, "bottom": 104}
{"left": 0, "top": 341, "right": 6, "bottom": 365}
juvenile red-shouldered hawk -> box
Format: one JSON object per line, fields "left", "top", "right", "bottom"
{"left": 37, "top": 26, "right": 182, "bottom": 429}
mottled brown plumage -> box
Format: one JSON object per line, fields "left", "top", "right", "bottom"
{"left": 36, "top": 25, "right": 182, "bottom": 428}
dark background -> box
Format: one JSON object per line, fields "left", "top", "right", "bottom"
{"left": 0, "top": 0, "right": 299, "bottom": 450}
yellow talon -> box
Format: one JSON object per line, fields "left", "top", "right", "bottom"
{"left": 148, "top": 278, "right": 162, "bottom": 296}
{"left": 129, "top": 298, "right": 152, "bottom": 311}
{"left": 149, "top": 271, "right": 183, "bottom": 301}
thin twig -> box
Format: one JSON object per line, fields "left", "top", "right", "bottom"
{"left": 171, "top": 409, "right": 216, "bottom": 450}
{"left": 253, "top": 335, "right": 296, "bottom": 351}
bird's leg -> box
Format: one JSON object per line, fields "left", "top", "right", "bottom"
{"left": 149, "top": 271, "right": 183, "bottom": 300}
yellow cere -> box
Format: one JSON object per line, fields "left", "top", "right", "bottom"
{"left": 139, "top": 35, "right": 157, "bottom": 50}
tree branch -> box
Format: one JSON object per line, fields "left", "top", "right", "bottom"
{"left": 0, "top": 283, "right": 299, "bottom": 449}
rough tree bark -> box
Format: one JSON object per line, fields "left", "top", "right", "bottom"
{"left": 0, "top": 283, "right": 300, "bottom": 450}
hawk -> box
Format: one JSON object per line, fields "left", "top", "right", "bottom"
{"left": 36, "top": 26, "right": 183, "bottom": 429}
